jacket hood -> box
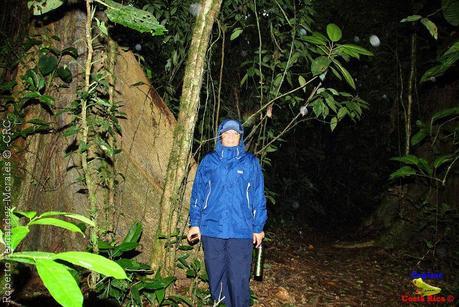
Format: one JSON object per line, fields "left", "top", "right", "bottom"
{"left": 215, "top": 119, "right": 246, "bottom": 160}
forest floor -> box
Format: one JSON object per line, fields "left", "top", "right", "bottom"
{"left": 249, "top": 225, "right": 456, "bottom": 307}
{"left": 10, "top": 224, "right": 457, "bottom": 307}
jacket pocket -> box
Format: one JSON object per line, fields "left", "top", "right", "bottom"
{"left": 203, "top": 180, "right": 212, "bottom": 210}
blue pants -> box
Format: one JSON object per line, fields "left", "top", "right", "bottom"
{"left": 201, "top": 235, "right": 253, "bottom": 307}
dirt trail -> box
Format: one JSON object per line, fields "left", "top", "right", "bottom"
{"left": 250, "top": 227, "right": 455, "bottom": 307}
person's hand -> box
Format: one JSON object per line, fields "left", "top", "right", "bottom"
{"left": 253, "top": 231, "right": 265, "bottom": 248}
{"left": 187, "top": 226, "right": 201, "bottom": 244}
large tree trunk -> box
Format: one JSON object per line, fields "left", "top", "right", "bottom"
{"left": 150, "top": 0, "right": 223, "bottom": 274}
{"left": 13, "top": 6, "right": 195, "bottom": 264}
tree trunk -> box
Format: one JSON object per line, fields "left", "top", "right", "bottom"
{"left": 13, "top": 6, "right": 195, "bottom": 264}
{"left": 150, "top": 0, "right": 223, "bottom": 275}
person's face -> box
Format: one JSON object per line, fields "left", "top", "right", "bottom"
{"left": 221, "top": 130, "right": 241, "bottom": 147}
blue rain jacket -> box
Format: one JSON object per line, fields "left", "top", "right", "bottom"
{"left": 189, "top": 120, "right": 268, "bottom": 239}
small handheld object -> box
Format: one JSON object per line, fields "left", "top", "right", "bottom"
{"left": 254, "top": 243, "right": 263, "bottom": 281}
{"left": 189, "top": 233, "right": 200, "bottom": 244}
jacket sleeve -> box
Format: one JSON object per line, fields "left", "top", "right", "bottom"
{"left": 252, "top": 157, "right": 268, "bottom": 233}
{"left": 189, "top": 156, "right": 208, "bottom": 227}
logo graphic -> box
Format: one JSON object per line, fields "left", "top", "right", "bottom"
{"left": 412, "top": 278, "right": 441, "bottom": 296}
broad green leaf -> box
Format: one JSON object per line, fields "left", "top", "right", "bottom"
{"left": 63, "top": 125, "right": 80, "bottom": 137}
{"left": 411, "top": 128, "right": 428, "bottom": 146}
{"left": 8, "top": 251, "right": 55, "bottom": 261}
{"left": 442, "top": 0, "right": 459, "bottom": 26}
{"left": 116, "top": 258, "right": 150, "bottom": 271}
{"left": 38, "top": 54, "right": 58, "bottom": 76}
{"left": 400, "top": 15, "right": 422, "bottom": 22}
{"left": 28, "top": 0, "right": 64, "bottom": 15}
{"left": 54, "top": 251, "right": 128, "bottom": 279}
{"left": 122, "top": 222, "right": 142, "bottom": 244}
{"left": 298, "top": 75, "right": 307, "bottom": 87}
{"left": 23, "top": 69, "right": 45, "bottom": 91}
{"left": 230, "top": 28, "right": 243, "bottom": 41}
{"left": 57, "top": 66, "right": 72, "bottom": 83}
{"left": 339, "top": 44, "right": 373, "bottom": 56}
{"left": 301, "top": 35, "right": 326, "bottom": 45}
{"left": 333, "top": 60, "right": 355, "bottom": 89}
{"left": 432, "top": 106, "right": 459, "bottom": 123}
{"left": 389, "top": 166, "right": 417, "bottom": 180}
{"left": 102, "top": 0, "right": 167, "bottom": 36}
{"left": 11, "top": 226, "right": 30, "bottom": 251}
{"left": 112, "top": 242, "right": 139, "bottom": 257}
{"left": 38, "top": 95, "right": 55, "bottom": 108}
{"left": 337, "top": 107, "right": 347, "bottom": 120}
{"left": 156, "top": 288, "right": 165, "bottom": 303}
{"left": 63, "top": 213, "right": 95, "bottom": 227}
{"left": 15, "top": 211, "right": 37, "bottom": 219}
{"left": 390, "top": 154, "right": 420, "bottom": 166}
{"left": 29, "top": 218, "right": 84, "bottom": 236}
{"left": 418, "top": 158, "right": 433, "bottom": 176}
{"left": 35, "top": 259, "right": 83, "bottom": 307}
{"left": 330, "top": 117, "right": 338, "bottom": 131}
{"left": 420, "top": 18, "right": 438, "bottom": 39}
{"left": 433, "top": 154, "right": 455, "bottom": 169}
{"left": 311, "top": 56, "right": 331, "bottom": 76}
{"left": 326, "top": 23, "right": 342, "bottom": 42}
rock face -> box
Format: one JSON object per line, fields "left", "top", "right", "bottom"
{"left": 15, "top": 8, "right": 195, "bottom": 263}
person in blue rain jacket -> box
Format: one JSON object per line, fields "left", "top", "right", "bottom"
{"left": 187, "top": 119, "right": 268, "bottom": 307}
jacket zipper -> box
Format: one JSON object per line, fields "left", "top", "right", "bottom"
{"left": 246, "top": 182, "right": 251, "bottom": 210}
{"left": 203, "top": 180, "right": 211, "bottom": 209}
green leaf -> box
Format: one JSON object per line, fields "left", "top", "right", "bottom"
{"left": 400, "top": 15, "right": 422, "bottom": 22}
{"left": 337, "top": 107, "right": 347, "bottom": 120}
{"left": 420, "top": 18, "right": 438, "bottom": 39}
{"left": 339, "top": 44, "right": 373, "bottom": 56}
{"left": 61, "top": 213, "right": 95, "bottom": 227}
{"left": 156, "top": 288, "right": 165, "bottom": 303}
{"left": 15, "top": 211, "right": 37, "bottom": 219}
{"left": 11, "top": 226, "right": 30, "bottom": 251}
{"left": 28, "top": 0, "right": 64, "bottom": 15}
{"left": 333, "top": 60, "right": 355, "bottom": 89}
{"left": 442, "top": 0, "right": 459, "bottom": 26}
{"left": 38, "top": 54, "right": 58, "bottom": 76}
{"left": 311, "top": 56, "right": 331, "bottom": 76}
{"left": 0, "top": 229, "right": 4, "bottom": 246}
{"left": 95, "top": 17, "right": 109, "bottom": 37}
{"left": 63, "top": 125, "right": 80, "bottom": 137}
{"left": 298, "top": 75, "right": 307, "bottom": 87}
{"left": 102, "top": 0, "right": 167, "bottom": 36}
{"left": 230, "top": 28, "right": 243, "bottom": 41}
{"left": 38, "top": 95, "right": 55, "bottom": 108}
{"left": 326, "top": 23, "right": 342, "bottom": 42}
{"left": 433, "top": 154, "right": 455, "bottom": 169}
{"left": 122, "top": 222, "right": 142, "bottom": 244}
{"left": 57, "top": 66, "right": 72, "bottom": 83}
{"left": 35, "top": 259, "right": 83, "bottom": 307}
{"left": 330, "top": 117, "right": 338, "bottom": 131}
{"left": 54, "top": 251, "right": 128, "bottom": 279}
{"left": 7, "top": 251, "right": 55, "bottom": 264}
{"left": 431, "top": 106, "right": 459, "bottom": 124}
{"left": 112, "top": 242, "right": 139, "bottom": 257}
{"left": 411, "top": 128, "right": 428, "bottom": 146}
{"left": 116, "top": 259, "right": 150, "bottom": 271}
{"left": 302, "top": 35, "right": 326, "bottom": 45}
{"left": 389, "top": 166, "right": 417, "bottom": 180}
{"left": 390, "top": 154, "right": 420, "bottom": 166}
{"left": 29, "top": 218, "right": 84, "bottom": 236}
{"left": 23, "top": 69, "right": 45, "bottom": 91}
